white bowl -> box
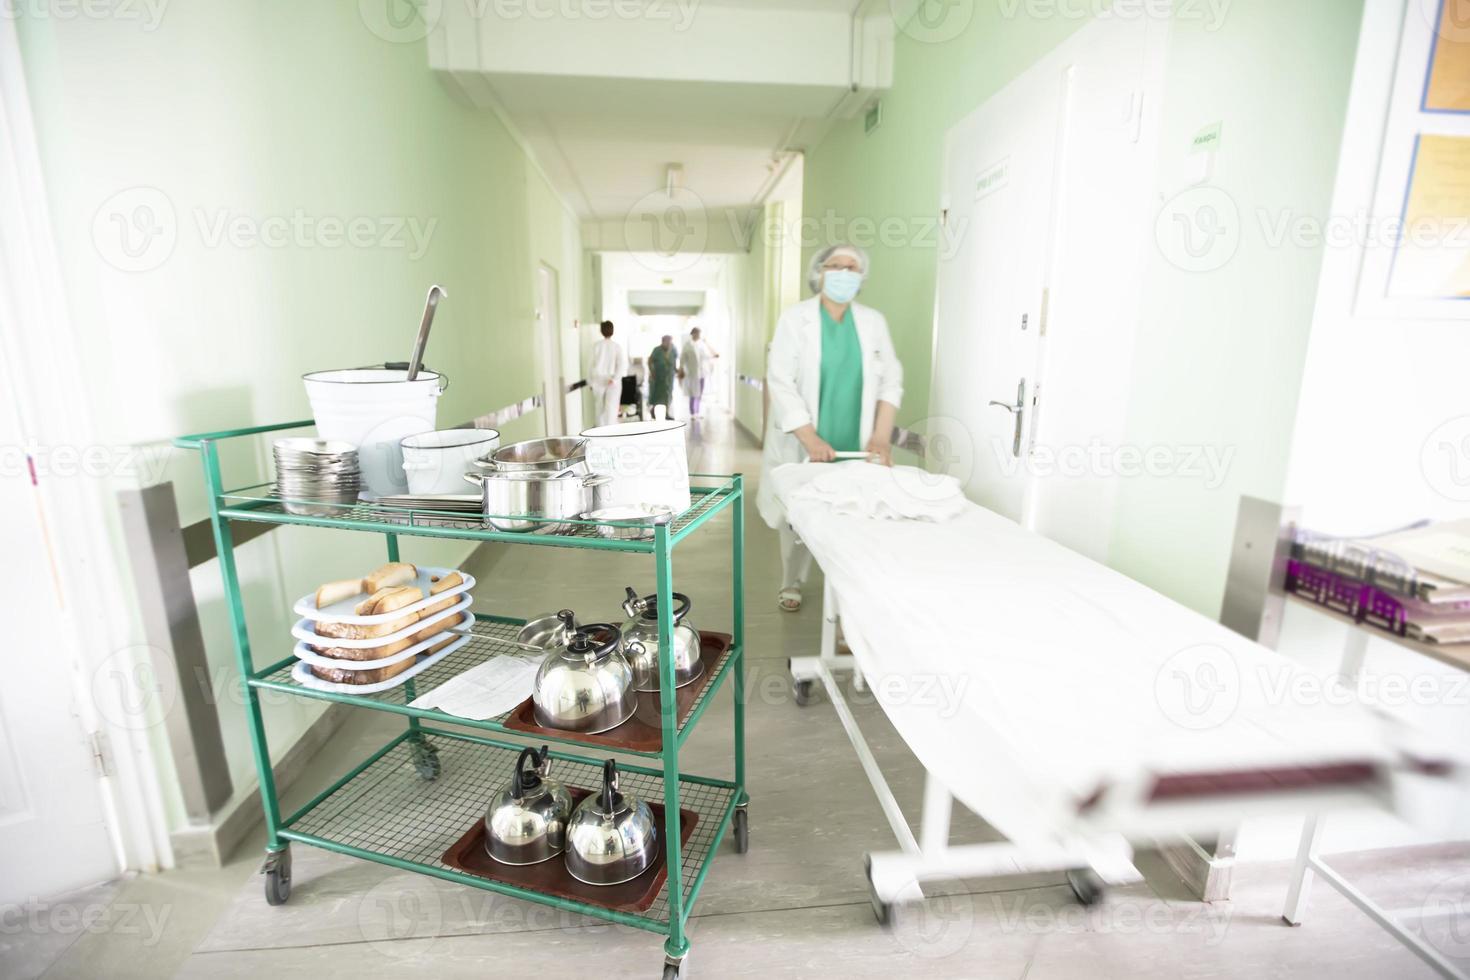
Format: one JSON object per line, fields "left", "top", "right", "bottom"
{"left": 400, "top": 428, "right": 501, "bottom": 495}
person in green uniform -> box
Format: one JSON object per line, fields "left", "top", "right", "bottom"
{"left": 647, "top": 334, "right": 678, "bottom": 419}
{"left": 757, "top": 244, "right": 905, "bottom": 611}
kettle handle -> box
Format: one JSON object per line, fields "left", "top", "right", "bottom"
{"left": 622, "top": 586, "right": 693, "bottom": 624}
{"left": 511, "top": 746, "right": 540, "bottom": 799}
{"left": 600, "top": 758, "right": 619, "bottom": 813}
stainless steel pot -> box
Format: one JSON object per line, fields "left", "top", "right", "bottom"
{"left": 621, "top": 586, "right": 703, "bottom": 693}
{"left": 565, "top": 760, "right": 658, "bottom": 886}
{"left": 532, "top": 617, "right": 635, "bottom": 733}
{"left": 484, "top": 436, "right": 587, "bottom": 474}
{"left": 464, "top": 469, "right": 606, "bottom": 533}
{"left": 483, "top": 746, "right": 573, "bottom": 865}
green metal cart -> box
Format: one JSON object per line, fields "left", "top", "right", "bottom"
{"left": 176, "top": 420, "right": 748, "bottom": 980}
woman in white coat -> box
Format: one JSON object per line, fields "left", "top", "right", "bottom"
{"left": 757, "top": 243, "right": 903, "bottom": 611}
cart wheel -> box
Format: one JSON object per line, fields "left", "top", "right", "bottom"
{"left": 865, "top": 855, "right": 894, "bottom": 927}
{"left": 793, "top": 679, "right": 815, "bottom": 707}
{"left": 262, "top": 846, "right": 292, "bottom": 906}
{"left": 1066, "top": 868, "right": 1106, "bottom": 906}
{"left": 410, "top": 739, "right": 441, "bottom": 781}
{"left": 661, "top": 955, "right": 688, "bottom": 979}
{"left": 733, "top": 807, "right": 749, "bottom": 854}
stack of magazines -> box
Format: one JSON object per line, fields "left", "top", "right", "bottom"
{"left": 1289, "top": 520, "right": 1470, "bottom": 645}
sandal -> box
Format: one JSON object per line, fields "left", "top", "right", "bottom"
{"left": 777, "top": 588, "right": 803, "bottom": 612}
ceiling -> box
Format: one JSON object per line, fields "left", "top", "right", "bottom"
{"left": 487, "top": 74, "right": 829, "bottom": 218}
{"left": 430, "top": 1, "right": 892, "bottom": 230}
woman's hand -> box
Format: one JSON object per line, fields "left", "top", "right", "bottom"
{"left": 798, "top": 431, "right": 836, "bottom": 463}
{"left": 864, "top": 432, "right": 893, "bottom": 467}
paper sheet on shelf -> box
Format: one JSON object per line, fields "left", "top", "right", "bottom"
{"left": 408, "top": 655, "right": 541, "bottom": 720}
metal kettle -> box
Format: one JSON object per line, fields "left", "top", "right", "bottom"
{"left": 531, "top": 613, "right": 635, "bottom": 733}
{"left": 620, "top": 586, "right": 704, "bottom": 693}
{"left": 565, "top": 759, "right": 659, "bottom": 886}
{"left": 483, "top": 745, "right": 574, "bottom": 865}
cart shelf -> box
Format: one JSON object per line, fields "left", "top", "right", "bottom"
{"left": 279, "top": 728, "right": 739, "bottom": 931}
{"left": 176, "top": 418, "right": 746, "bottom": 977}
{"left": 212, "top": 477, "right": 739, "bottom": 553}
{"left": 254, "top": 614, "right": 740, "bottom": 758}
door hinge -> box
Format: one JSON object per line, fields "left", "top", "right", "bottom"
{"left": 90, "top": 731, "right": 114, "bottom": 779}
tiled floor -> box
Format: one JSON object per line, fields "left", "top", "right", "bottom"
{"left": 5, "top": 417, "right": 1465, "bottom": 978}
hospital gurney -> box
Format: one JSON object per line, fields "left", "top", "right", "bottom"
{"left": 775, "top": 465, "right": 1455, "bottom": 932}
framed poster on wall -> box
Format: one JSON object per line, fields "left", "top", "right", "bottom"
{"left": 1356, "top": 0, "right": 1470, "bottom": 317}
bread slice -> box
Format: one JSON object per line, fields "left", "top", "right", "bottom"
{"left": 428, "top": 572, "right": 463, "bottom": 595}
{"left": 405, "top": 613, "right": 460, "bottom": 646}
{"left": 315, "top": 578, "right": 365, "bottom": 610}
{"left": 364, "top": 562, "right": 417, "bottom": 594}
{"left": 308, "top": 654, "right": 417, "bottom": 685}
{"left": 353, "top": 585, "right": 423, "bottom": 617}
{"left": 310, "top": 632, "right": 417, "bottom": 663}
{"left": 315, "top": 611, "right": 419, "bottom": 640}
{"left": 422, "top": 634, "right": 456, "bottom": 656}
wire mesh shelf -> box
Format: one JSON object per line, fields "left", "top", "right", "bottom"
{"left": 215, "top": 477, "right": 739, "bottom": 551}
{"left": 282, "top": 729, "right": 737, "bottom": 927}
{"left": 254, "top": 615, "right": 738, "bottom": 757}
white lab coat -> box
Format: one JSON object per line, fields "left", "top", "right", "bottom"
{"left": 589, "top": 337, "right": 629, "bottom": 426}
{"left": 757, "top": 296, "right": 904, "bottom": 529}
{"left": 679, "top": 338, "right": 714, "bottom": 398}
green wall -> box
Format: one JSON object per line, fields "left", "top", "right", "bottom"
{"left": 17, "top": 1, "right": 582, "bottom": 827}
{"left": 801, "top": 7, "right": 1089, "bottom": 430}
{"left": 1106, "top": 0, "right": 1364, "bottom": 613}
{"left": 801, "top": 1, "right": 1364, "bottom": 614}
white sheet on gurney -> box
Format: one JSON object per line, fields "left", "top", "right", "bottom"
{"left": 774, "top": 464, "right": 1399, "bottom": 834}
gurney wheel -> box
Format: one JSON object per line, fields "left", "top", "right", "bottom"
{"left": 1066, "top": 868, "right": 1106, "bottom": 906}
{"left": 864, "top": 855, "right": 893, "bottom": 927}
{"left": 793, "top": 679, "right": 816, "bottom": 707}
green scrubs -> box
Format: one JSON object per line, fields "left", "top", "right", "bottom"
{"left": 648, "top": 344, "right": 677, "bottom": 410}
{"left": 816, "top": 305, "right": 864, "bottom": 452}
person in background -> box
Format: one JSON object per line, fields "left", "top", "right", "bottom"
{"left": 679, "top": 326, "right": 719, "bottom": 417}
{"left": 757, "top": 243, "right": 903, "bottom": 612}
{"left": 647, "top": 334, "right": 678, "bottom": 420}
{"left": 588, "top": 320, "right": 629, "bottom": 426}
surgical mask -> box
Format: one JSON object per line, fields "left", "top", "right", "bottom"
{"left": 822, "top": 268, "right": 863, "bottom": 305}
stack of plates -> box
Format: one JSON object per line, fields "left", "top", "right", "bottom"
{"left": 377, "top": 493, "right": 483, "bottom": 514}
{"left": 273, "top": 438, "right": 361, "bottom": 515}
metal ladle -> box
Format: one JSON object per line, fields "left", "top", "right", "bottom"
{"left": 407, "top": 285, "right": 447, "bottom": 381}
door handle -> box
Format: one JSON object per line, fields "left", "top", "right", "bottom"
{"left": 987, "top": 379, "right": 1026, "bottom": 458}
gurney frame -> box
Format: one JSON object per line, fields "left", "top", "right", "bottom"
{"left": 788, "top": 581, "right": 1142, "bottom": 922}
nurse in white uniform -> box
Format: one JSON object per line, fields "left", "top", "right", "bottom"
{"left": 679, "top": 326, "right": 718, "bottom": 417}
{"left": 588, "top": 320, "right": 629, "bottom": 427}
{"left": 757, "top": 244, "right": 903, "bottom": 611}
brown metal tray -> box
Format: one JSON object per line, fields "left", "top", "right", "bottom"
{"left": 440, "top": 787, "right": 697, "bottom": 914}
{"left": 503, "top": 631, "right": 732, "bottom": 753}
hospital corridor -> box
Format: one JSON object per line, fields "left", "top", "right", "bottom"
{"left": 2, "top": 2, "right": 1469, "bottom": 979}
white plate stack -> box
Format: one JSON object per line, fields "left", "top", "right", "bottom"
{"left": 289, "top": 567, "right": 477, "bottom": 694}
{"left": 273, "top": 438, "right": 362, "bottom": 516}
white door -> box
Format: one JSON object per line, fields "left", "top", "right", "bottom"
{"left": 931, "top": 14, "right": 1161, "bottom": 559}
{"left": 536, "top": 263, "right": 566, "bottom": 435}
{"left": 932, "top": 59, "right": 1072, "bottom": 522}
{"left": 0, "top": 389, "right": 118, "bottom": 903}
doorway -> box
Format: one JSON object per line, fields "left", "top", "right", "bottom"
{"left": 930, "top": 13, "right": 1164, "bottom": 560}
{"left": 536, "top": 263, "right": 568, "bottom": 435}
{"left": 0, "top": 385, "right": 119, "bottom": 903}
